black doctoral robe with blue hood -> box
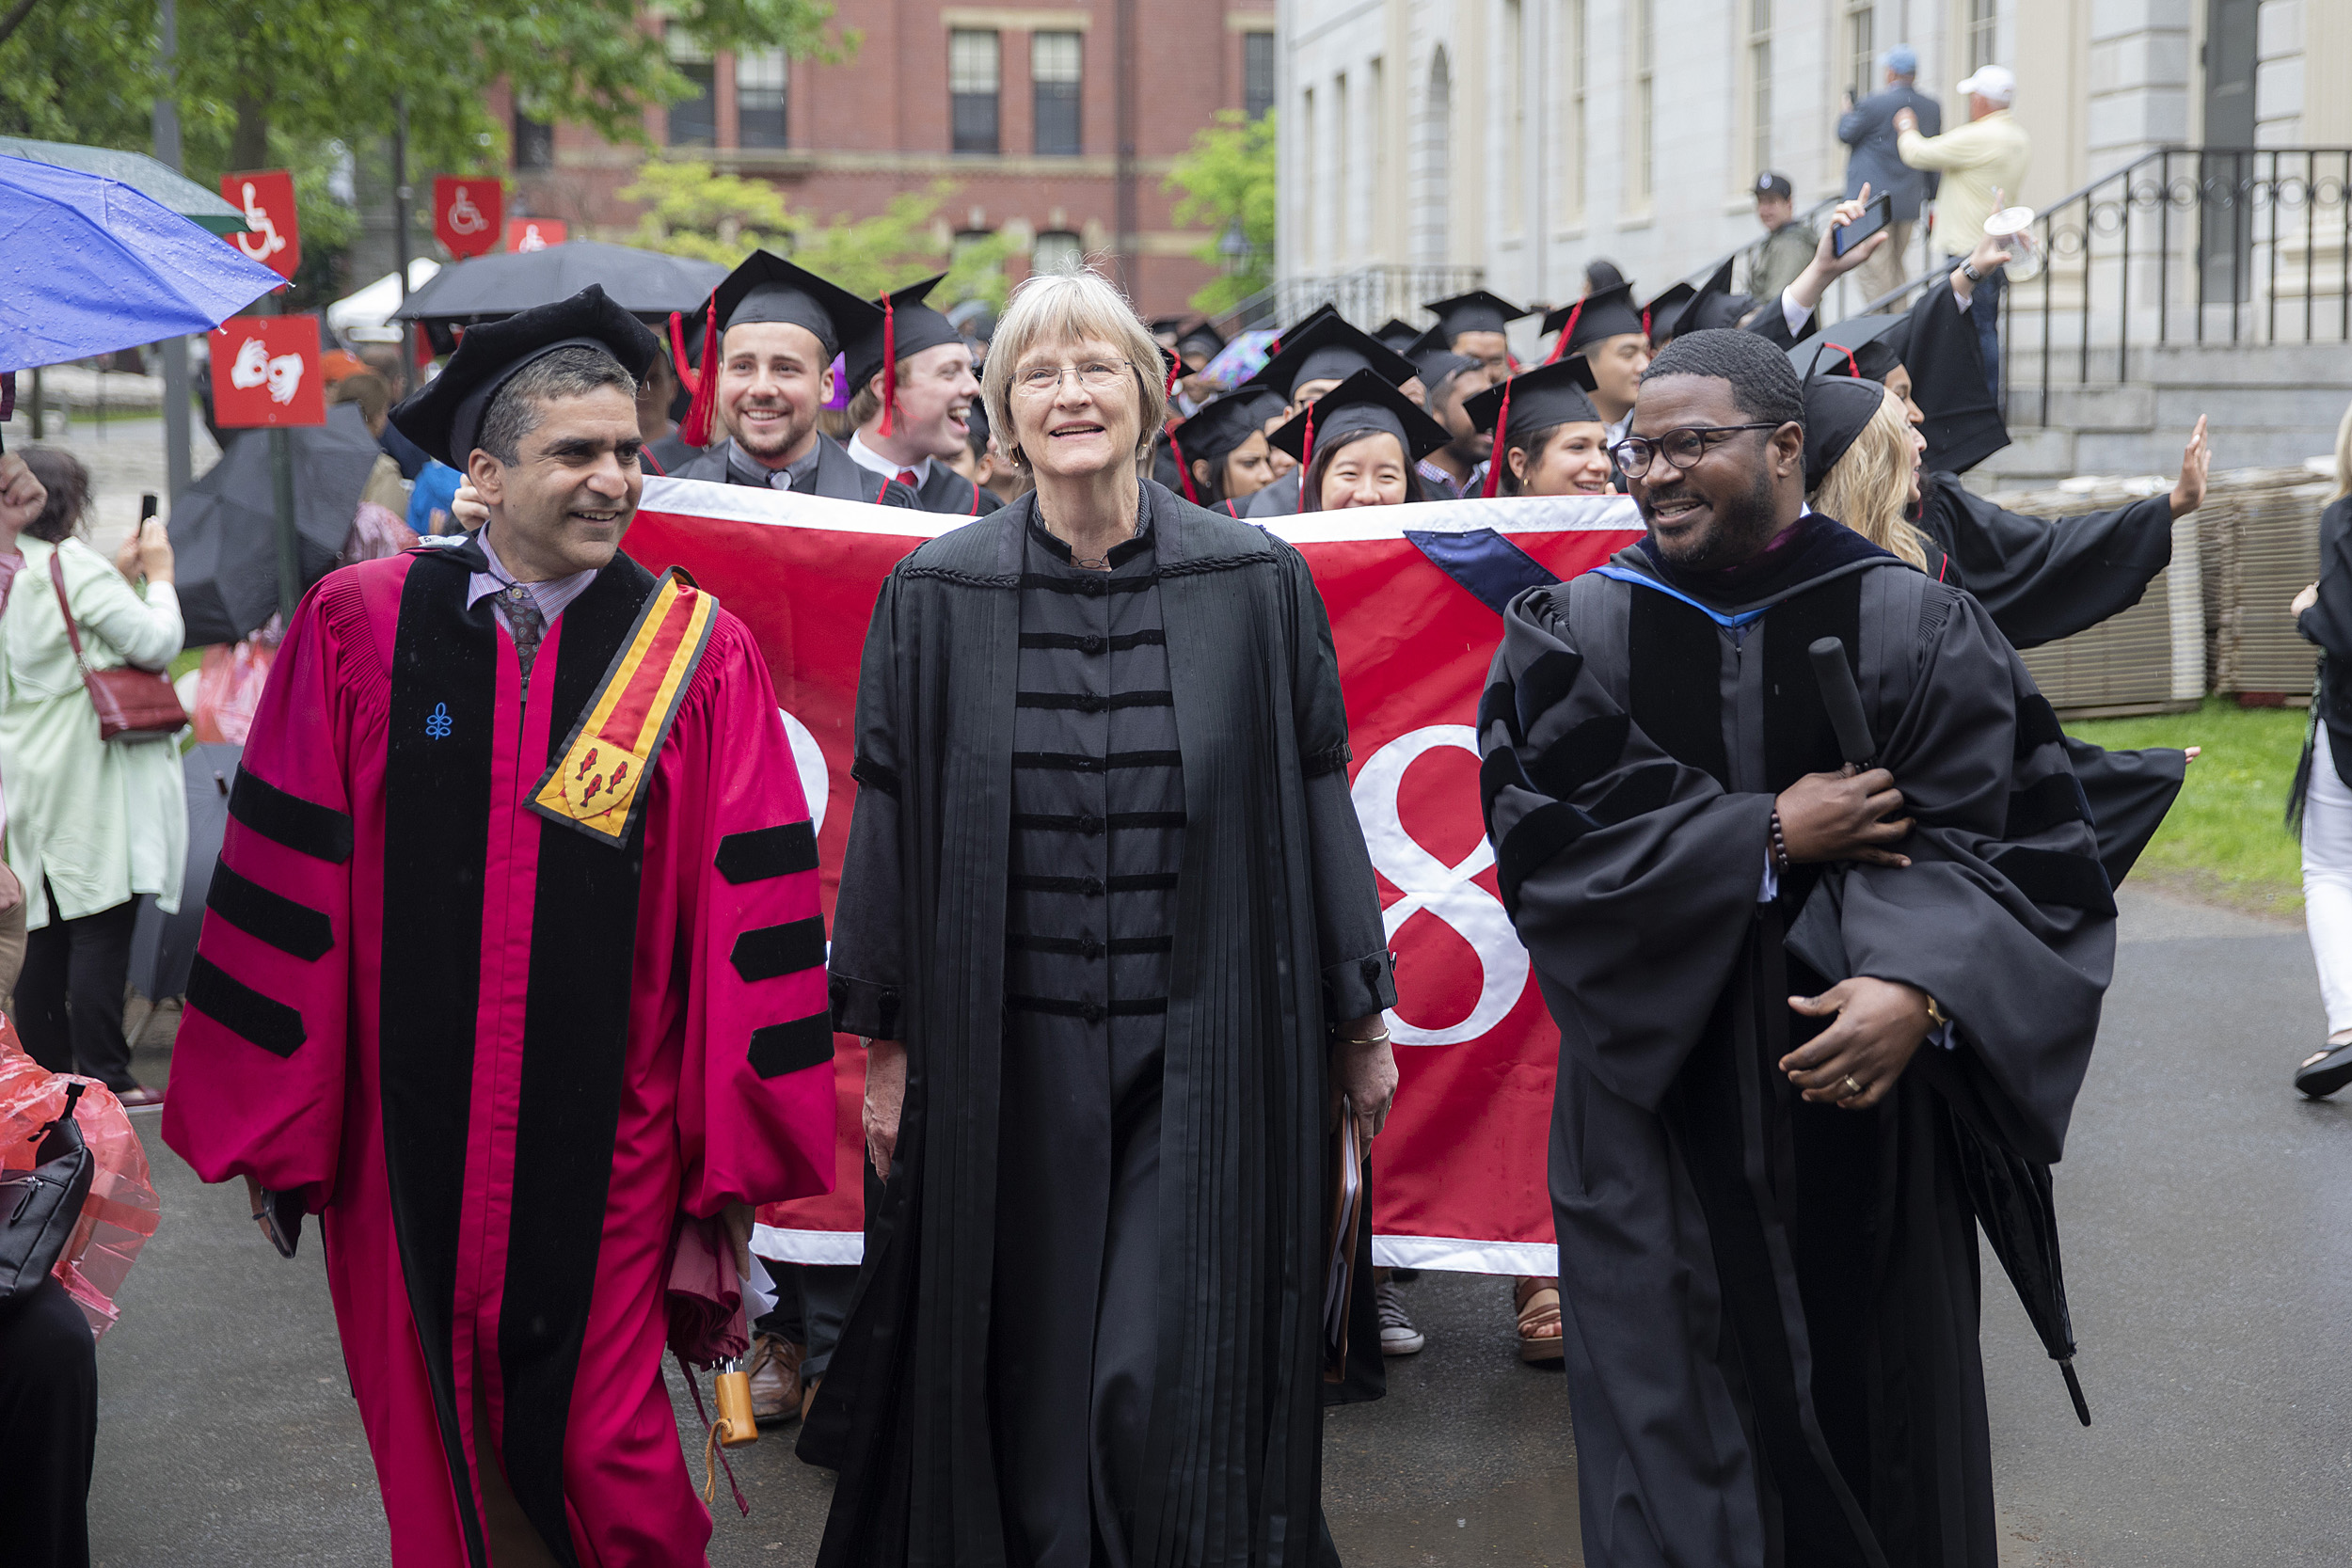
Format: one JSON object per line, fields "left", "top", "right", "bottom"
{"left": 1480, "top": 516, "right": 2116, "bottom": 1568}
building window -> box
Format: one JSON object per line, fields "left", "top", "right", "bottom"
{"left": 1335, "top": 73, "right": 1350, "bottom": 254}
{"left": 1632, "top": 0, "right": 1654, "bottom": 206}
{"left": 950, "top": 29, "right": 1001, "bottom": 154}
{"left": 1745, "top": 0, "right": 1772, "bottom": 177}
{"left": 514, "top": 111, "right": 554, "bottom": 172}
{"left": 739, "top": 50, "right": 788, "bottom": 149}
{"left": 1033, "top": 31, "right": 1082, "bottom": 156}
{"left": 1244, "top": 30, "right": 1276, "bottom": 119}
{"left": 667, "top": 32, "right": 716, "bottom": 148}
{"left": 1503, "top": 0, "right": 1524, "bottom": 233}
{"left": 1369, "top": 56, "right": 1388, "bottom": 247}
{"left": 1033, "top": 230, "right": 1082, "bottom": 275}
{"left": 1563, "top": 0, "right": 1586, "bottom": 219}
{"left": 1302, "top": 85, "right": 1317, "bottom": 264}
{"left": 1839, "top": 0, "right": 1875, "bottom": 103}
{"left": 1965, "top": 0, "right": 1997, "bottom": 74}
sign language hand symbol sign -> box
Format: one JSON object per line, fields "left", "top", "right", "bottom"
{"left": 228, "top": 336, "right": 305, "bottom": 405}
{"left": 1351, "top": 724, "right": 1532, "bottom": 1047}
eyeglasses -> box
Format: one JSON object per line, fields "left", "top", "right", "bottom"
{"left": 1013, "top": 359, "right": 1133, "bottom": 396}
{"left": 1610, "top": 422, "right": 1784, "bottom": 478}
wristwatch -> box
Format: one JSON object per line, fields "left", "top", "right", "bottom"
{"left": 1959, "top": 261, "right": 1983, "bottom": 283}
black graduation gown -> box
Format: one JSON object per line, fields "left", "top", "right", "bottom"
{"left": 1914, "top": 472, "right": 2188, "bottom": 882}
{"left": 2292, "top": 496, "right": 2352, "bottom": 807}
{"left": 806, "top": 481, "right": 1397, "bottom": 1567}
{"left": 666, "top": 434, "right": 916, "bottom": 506}
{"left": 641, "top": 431, "right": 700, "bottom": 478}
{"left": 913, "top": 459, "right": 1004, "bottom": 516}
{"left": 1244, "top": 468, "right": 1303, "bottom": 518}
{"left": 1480, "top": 522, "right": 2114, "bottom": 1568}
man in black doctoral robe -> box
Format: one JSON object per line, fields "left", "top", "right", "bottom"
{"left": 1481, "top": 328, "right": 2115, "bottom": 1568}
{"left": 665, "top": 250, "right": 918, "bottom": 508}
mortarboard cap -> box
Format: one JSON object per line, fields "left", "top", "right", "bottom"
{"left": 1175, "top": 319, "right": 1228, "bottom": 362}
{"left": 1404, "top": 325, "right": 1480, "bottom": 394}
{"left": 1373, "top": 317, "right": 1423, "bottom": 352}
{"left": 1542, "top": 280, "right": 1645, "bottom": 363}
{"left": 389, "top": 284, "right": 657, "bottom": 470}
{"left": 1788, "top": 310, "right": 1914, "bottom": 384}
{"left": 843, "top": 274, "right": 970, "bottom": 436}
{"left": 1173, "top": 388, "right": 1286, "bottom": 466}
{"left": 1801, "top": 373, "right": 1895, "bottom": 492}
{"left": 1242, "top": 308, "right": 1418, "bottom": 403}
{"left": 708, "top": 249, "right": 880, "bottom": 360}
{"left": 1460, "top": 356, "right": 1600, "bottom": 498}
{"left": 1421, "top": 289, "right": 1532, "bottom": 344}
{"left": 1646, "top": 256, "right": 1741, "bottom": 346}
{"left": 1265, "top": 368, "right": 1452, "bottom": 483}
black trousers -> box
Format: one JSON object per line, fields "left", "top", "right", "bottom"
{"left": 755, "top": 1262, "right": 858, "bottom": 1382}
{"left": 14, "top": 890, "right": 138, "bottom": 1092}
{"left": 0, "top": 1276, "right": 98, "bottom": 1568}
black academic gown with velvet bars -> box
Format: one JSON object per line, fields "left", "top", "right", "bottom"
{"left": 804, "top": 482, "right": 1395, "bottom": 1567}
{"left": 1480, "top": 519, "right": 2115, "bottom": 1568}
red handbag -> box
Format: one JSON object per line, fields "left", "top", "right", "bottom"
{"left": 47, "top": 551, "right": 187, "bottom": 741}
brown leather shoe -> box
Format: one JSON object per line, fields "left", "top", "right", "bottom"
{"left": 746, "top": 1333, "right": 803, "bottom": 1424}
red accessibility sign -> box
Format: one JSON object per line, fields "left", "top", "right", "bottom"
{"left": 434, "top": 177, "right": 504, "bottom": 260}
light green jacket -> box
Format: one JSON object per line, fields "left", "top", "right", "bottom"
{"left": 0, "top": 535, "right": 187, "bottom": 928}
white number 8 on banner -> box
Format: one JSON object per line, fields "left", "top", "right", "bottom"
{"left": 1351, "top": 725, "right": 1531, "bottom": 1046}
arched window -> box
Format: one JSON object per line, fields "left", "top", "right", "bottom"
{"left": 1412, "top": 47, "right": 1452, "bottom": 264}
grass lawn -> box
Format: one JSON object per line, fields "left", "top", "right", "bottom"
{"left": 2071, "top": 698, "right": 2311, "bottom": 918}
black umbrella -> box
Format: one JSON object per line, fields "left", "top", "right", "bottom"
{"left": 389, "top": 242, "right": 726, "bottom": 338}
{"left": 169, "top": 402, "right": 383, "bottom": 645}
{"left": 129, "top": 741, "right": 241, "bottom": 1003}
{"left": 1946, "top": 1105, "right": 2092, "bottom": 1427}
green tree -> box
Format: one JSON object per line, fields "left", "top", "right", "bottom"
{"left": 0, "top": 0, "right": 855, "bottom": 301}
{"left": 624, "top": 164, "right": 1015, "bottom": 311}
{"left": 1164, "top": 109, "right": 1276, "bottom": 315}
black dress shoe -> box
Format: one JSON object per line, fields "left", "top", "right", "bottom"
{"left": 2295, "top": 1042, "right": 2352, "bottom": 1099}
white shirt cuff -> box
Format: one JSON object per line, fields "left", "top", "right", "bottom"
{"left": 1780, "top": 289, "right": 1811, "bottom": 336}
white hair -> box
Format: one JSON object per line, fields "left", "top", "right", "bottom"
{"left": 980, "top": 266, "right": 1168, "bottom": 465}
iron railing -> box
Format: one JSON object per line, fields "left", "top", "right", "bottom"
{"left": 1235, "top": 264, "right": 1487, "bottom": 334}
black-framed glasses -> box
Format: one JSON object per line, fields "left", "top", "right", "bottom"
{"left": 1610, "top": 422, "right": 1783, "bottom": 478}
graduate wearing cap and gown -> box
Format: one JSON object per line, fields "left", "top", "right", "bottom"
{"left": 1403, "top": 328, "right": 1496, "bottom": 500}
{"left": 1373, "top": 317, "right": 1424, "bottom": 353}
{"left": 1468, "top": 357, "right": 1615, "bottom": 500}
{"left": 1422, "top": 288, "right": 1532, "bottom": 379}
{"left": 1238, "top": 310, "right": 1422, "bottom": 518}
{"left": 1644, "top": 257, "right": 1749, "bottom": 353}
{"left": 1541, "top": 280, "right": 1650, "bottom": 449}
{"left": 1483, "top": 327, "right": 2114, "bottom": 1568}
{"left": 668, "top": 251, "right": 918, "bottom": 508}
{"left": 160, "top": 287, "right": 839, "bottom": 1568}
{"left": 1793, "top": 330, "right": 2209, "bottom": 887}
{"left": 1167, "top": 388, "right": 1286, "bottom": 516}
{"left": 1268, "top": 369, "right": 1454, "bottom": 513}
{"left": 843, "top": 275, "right": 1003, "bottom": 517}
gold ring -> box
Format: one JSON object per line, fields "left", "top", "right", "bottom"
{"left": 1840, "top": 1075, "right": 1864, "bottom": 1099}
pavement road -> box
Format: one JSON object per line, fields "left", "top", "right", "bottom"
{"left": 84, "top": 887, "right": 2352, "bottom": 1566}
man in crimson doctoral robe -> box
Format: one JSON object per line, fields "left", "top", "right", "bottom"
{"left": 161, "top": 287, "right": 838, "bottom": 1568}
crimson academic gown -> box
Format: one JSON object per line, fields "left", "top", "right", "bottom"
{"left": 161, "top": 536, "right": 837, "bottom": 1568}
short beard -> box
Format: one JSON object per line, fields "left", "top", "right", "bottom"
{"left": 729, "top": 402, "right": 815, "bottom": 464}
{"left": 1650, "top": 464, "right": 1783, "bottom": 573}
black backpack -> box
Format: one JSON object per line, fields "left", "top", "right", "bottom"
{"left": 0, "top": 1082, "right": 95, "bottom": 1303}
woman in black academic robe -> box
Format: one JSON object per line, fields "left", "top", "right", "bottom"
{"left": 807, "top": 268, "right": 1400, "bottom": 1568}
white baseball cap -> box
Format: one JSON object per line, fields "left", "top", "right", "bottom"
{"left": 1956, "top": 64, "right": 2015, "bottom": 104}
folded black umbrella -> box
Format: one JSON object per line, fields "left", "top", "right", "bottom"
{"left": 389, "top": 242, "right": 727, "bottom": 336}
{"left": 168, "top": 402, "right": 382, "bottom": 645}
{"left": 129, "top": 741, "right": 241, "bottom": 1003}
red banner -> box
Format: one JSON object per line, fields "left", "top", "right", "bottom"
{"left": 433, "top": 177, "right": 503, "bottom": 259}
{"left": 207, "top": 314, "right": 326, "bottom": 428}
{"left": 219, "top": 169, "right": 299, "bottom": 281}
{"left": 505, "top": 217, "right": 568, "bottom": 252}
{"left": 625, "top": 480, "right": 1644, "bottom": 1273}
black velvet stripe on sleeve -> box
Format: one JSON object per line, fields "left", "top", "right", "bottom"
{"left": 1478, "top": 680, "right": 1525, "bottom": 747}
{"left": 186, "top": 955, "right": 308, "bottom": 1057}
{"left": 1496, "top": 800, "right": 1599, "bottom": 913}
{"left": 229, "top": 768, "right": 355, "bottom": 864}
{"left": 716, "top": 821, "right": 819, "bottom": 883}
{"left": 1513, "top": 649, "right": 1585, "bottom": 739}
{"left": 850, "top": 755, "right": 901, "bottom": 795}
{"left": 1527, "top": 713, "right": 1633, "bottom": 801}
{"left": 1479, "top": 746, "right": 1533, "bottom": 823}
{"left": 750, "top": 1012, "right": 836, "bottom": 1079}
{"left": 205, "top": 862, "right": 336, "bottom": 961}
{"left": 1587, "top": 760, "right": 1679, "bottom": 826}
{"left": 2004, "top": 773, "right": 2090, "bottom": 839}
{"left": 731, "top": 917, "right": 829, "bottom": 983}
{"left": 1990, "top": 846, "right": 2118, "bottom": 916}
{"left": 2015, "top": 694, "right": 2067, "bottom": 755}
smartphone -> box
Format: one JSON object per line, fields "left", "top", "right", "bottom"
{"left": 1833, "top": 192, "right": 1894, "bottom": 258}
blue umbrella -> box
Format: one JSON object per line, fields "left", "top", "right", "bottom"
{"left": 0, "top": 153, "right": 284, "bottom": 372}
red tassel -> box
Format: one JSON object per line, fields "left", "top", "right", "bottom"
{"left": 669, "top": 311, "right": 699, "bottom": 398}
{"left": 878, "top": 294, "right": 896, "bottom": 437}
{"left": 1543, "top": 300, "right": 1585, "bottom": 366}
{"left": 1171, "top": 431, "right": 1200, "bottom": 504}
{"left": 1482, "top": 379, "right": 1513, "bottom": 499}
{"left": 1299, "top": 404, "right": 1318, "bottom": 513}
{"left": 1642, "top": 308, "right": 1653, "bottom": 341}
{"left": 677, "top": 296, "right": 720, "bottom": 448}
{"left": 1165, "top": 356, "right": 1182, "bottom": 397}
{"left": 1301, "top": 403, "right": 1315, "bottom": 476}
{"left": 1826, "top": 341, "right": 1861, "bottom": 377}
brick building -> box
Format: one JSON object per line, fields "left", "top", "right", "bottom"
{"left": 487, "top": 0, "right": 1278, "bottom": 316}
